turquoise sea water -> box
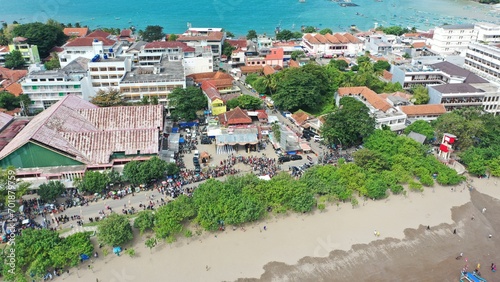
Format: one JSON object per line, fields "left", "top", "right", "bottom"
{"left": 1, "top": 0, "right": 499, "bottom": 35}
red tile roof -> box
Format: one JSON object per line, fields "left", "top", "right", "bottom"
{"left": 291, "top": 111, "right": 310, "bottom": 125}
{"left": 201, "top": 81, "right": 222, "bottom": 102}
{"left": 337, "top": 87, "right": 392, "bottom": 112}
{"left": 65, "top": 37, "right": 116, "bottom": 47}
{"left": 63, "top": 28, "right": 89, "bottom": 37}
{"left": 144, "top": 41, "right": 195, "bottom": 52}
{"left": 0, "top": 46, "right": 9, "bottom": 53}
{"left": 218, "top": 107, "right": 252, "bottom": 125}
{"left": 289, "top": 60, "right": 300, "bottom": 68}
{"left": 177, "top": 31, "right": 225, "bottom": 42}
{"left": 87, "top": 30, "right": 111, "bottom": 38}
{"left": 120, "top": 29, "right": 132, "bottom": 38}
{"left": 239, "top": 66, "right": 263, "bottom": 74}
{"left": 382, "top": 70, "right": 393, "bottom": 81}
{"left": 227, "top": 39, "right": 247, "bottom": 49}
{"left": 263, "top": 65, "right": 276, "bottom": 76}
{"left": 412, "top": 42, "right": 426, "bottom": 48}
{"left": 304, "top": 33, "right": 361, "bottom": 45}
{"left": 188, "top": 72, "right": 233, "bottom": 89}
{"left": 0, "top": 67, "right": 27, "bottom": 96}
{"left": 400, "top": 104, "right": 447, "bottom": 116}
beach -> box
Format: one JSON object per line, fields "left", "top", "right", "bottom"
{"left": 62, "top": 177, "right": 500, "bottom": 282}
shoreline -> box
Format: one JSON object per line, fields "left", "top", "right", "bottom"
{"left": 66, "top": 179, "right": 498, "bottom": 282}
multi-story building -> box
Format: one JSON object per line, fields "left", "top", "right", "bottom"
{"left": 8, "top": 37, "right": 40, "bottom": 65}
{"left": 301, "top": 33, "right": 362, "bottom": 57}
{"left": 474, "top": 22, "right": 500, "bottom": 44}
{"left": 399, "top": 104, "right": 447, "bottom": 123}
{"left": 119, "top": 57, "right": 185, "bottom": 108}
{"left": 20, "top": 68, "right": 93, "bottom": 112}
{"left": 364, "top": 34, "right": 396, "bottom": 55}
{"left": 137, "top": 41, "right": 212, "bottom": 75}
{"left": 464, "top": 42, "right": 500, "bottom": 84}
{"left": 430, "top": 24, "right": 476, "bottom": 55}
{"left": 336, "top": 87, "right": 407, "bottom": 132}
{"left": 429, "top": 82, "right": 500, "bottom": 114}
{"left": 0, "top": 45, "right": 9, "bottom": 66}
{"left": 391, "top": 61, "right": 486, "bottom": 89}
{"left": 177, "top": 27, "right": 225, "bottom": 70}
{"left": 58, "top": 33, "right": 123, "bottom": 68}
{"left": 257, "top": 35, "right": 273, "bottom": 50}
{"left": 89, "top": 57, "right": 131, "bottom": 91}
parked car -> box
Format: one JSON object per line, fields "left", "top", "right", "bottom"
{"left": 313, "top": 135, "right": 324, "bottom": 142}
{"left": 290, "top": 155, "right": 303, "bottom": 161}
{"left": 278, "top": 156, "right": 291, "bottom": 163}
{"left": 201, "top": 137, "right": 212, "bottom": 144}
{"left": 193, "top": 157, "right": 199, "bottom": 164}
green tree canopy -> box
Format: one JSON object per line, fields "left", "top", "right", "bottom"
{"left": 276, "top": 29, "right": 293, "bottom": 41}
{"left": 4, "top": 50, "right": 25, "bottom": 69}
{"left": 133, "top": 210, "right": 155, "bottom": 234}
{"left": 168, "top": 87, "right": 206, "bottom": 121}
{"left": 246, "top": 30, "right": 257, "bottom": 40}
{"left": 432, "top": 108, "right": 485, "bottom": 150}
{"left": 272, "top": 64, "right": 332, "bottom": 111}
{"left": 411, "top": 85, "right": 430, "bottom": 105}
{"left": 154, "top": 194, "right": 196, "bottom": 238}
{"left": 38, "top": 181, "right": 65, "bottom": 202}
{"left": 98, "top": 213, "right": 133, "bottom": 246}
{"left": 123, "top": 157, "right": 168, "bottom": 186}
{"left": 44, "top": 52, "right": 61, "bottom": 70}
{"left": 373, "top": 60, "right": 391, "bottom": 73}
{"left": 0, "top": 91, "right": 21, "bottom": 110}
{"left": 168, "top": 33, "right": 178, "bottom": 41}
{"left": 404, "top": 120, "right": 435, "bottom": 140}
{"left": 222, "top": 40, "right": 236, "bottom": 59}
{"left": 329, "top": 59, "right": 349, "bottom": 71}
{"left": 79, "top": 171, "right": 109, "bottom": 194}
{"left": 12, "top": 22, "right": 67, "bottom": 58}
{"left": 90, "top": 88, "right": 125, "bottom": 107}
{"left": 291, "top": 50, "right": 305, "bottom": 61}
{"left": 321, "top": 97, "right": 375, "bottom": 147}
{"left": 302, "top": 26, "right": 317, "bottom": 33}
{"left": 226, "top": 94, "right": 262, "bottom": 110}
{"left": 319, "top": 28, "right": 333, "bottom": 35}
{"left": 140, "top": 25, "right": 164, "bottom": 42}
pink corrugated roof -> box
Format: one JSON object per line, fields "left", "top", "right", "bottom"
{"left": 0, "top": 95, "right": 163, "bottom": 165}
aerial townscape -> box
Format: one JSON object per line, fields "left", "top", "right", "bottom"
{"left": 0, "top": 0, "right": 500, "bottom": 281}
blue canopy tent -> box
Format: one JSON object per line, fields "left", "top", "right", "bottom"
{"left": 113, "top": 247, "right": 122, "bottom": 256}
{"left": 80, "top": 254, "right": 89, "bottom": 261}
{"left": 179, "top": 137, "right": 185, "bottom": 144}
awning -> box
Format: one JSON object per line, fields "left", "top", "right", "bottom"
{"left": 300, "top": 143, "right": 312, "bottom": 151}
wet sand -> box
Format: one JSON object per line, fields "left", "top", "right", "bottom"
{"left": 66, "top": 178, "right": 499, "bottom": 282}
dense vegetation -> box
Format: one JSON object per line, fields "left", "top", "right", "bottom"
{"left": 247, "top": 56, "right": 403, "bottom": 113}
{"left": 168, "top": 87, "right": 207, "bottom": 121}
{"left": 1, "top": 230, "right": 93, "bottom": 281}
{"left": 432, "top": 108, "right": 500, "bottom": 176}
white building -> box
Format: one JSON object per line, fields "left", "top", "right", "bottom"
{"left": 177, "top": 27, "right": 225, "bottom": 70}
{"left": 138, "top": 41, "right": 212, "bottom": 75}
{"left": 119, "top": 57, "right": 185, "bottom": 108}
{"left": 429, "top": 82, "right": 500, "bottom": 114}
{"left": 335, "top": 87, "right": 407, "bottom": 132}
{"left": 88, "top": 57, "right": 132, "bottom": 91}
{"left": 58, "top": 32, "right": 123, "bottom": 68}
{"left": 430, "top": 24, "right": 476, "bottom": 55}
{"left": 464, "top": 42, "right": 500, "bottom": 84}
{"left": 301, "top": 33, "right": 363, "bottom": 57}
{"left": 474, "top": 22, "right": 500, "bottom": 44}
{"left": 21, "top": 68, "right": 92, "bottom": 112}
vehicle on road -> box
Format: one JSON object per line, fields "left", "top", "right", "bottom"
{"left": 290, "top": 155, "right": 303, "bottom": 161}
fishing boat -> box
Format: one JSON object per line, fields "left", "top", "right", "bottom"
{"left": 460, "top": 271, "right": 487, "bottom": 282}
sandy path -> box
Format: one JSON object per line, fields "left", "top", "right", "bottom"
{"left": 63, "top": 182, "right": 477, "bottom": 282}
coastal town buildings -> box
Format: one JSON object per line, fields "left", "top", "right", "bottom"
{"left": 0, "top": 95, "right": 163, "bottom": 184}
{"left": 9, "top": 37, "right": 40, "bottom": 65}
{"left": 177, "top": 27, "right": 226, "bottom": 71}
{"left": 62, "top": 27, "right": 89, "bottom": 38}
{"left": 474, "top": 22, "right": 500, "bottom": 44}
{"left": 464, "top": 42, "right": 500, "bottom": 84}
{"left": 429, "top": 82, "right": 500, "bottom": 114}
{"left": 0, "top": 45, "right": 10, "bottom": 67}
{"left": 21, "top": 67, "right": 93, "bottom": 112}
{"left": 89, "top": 56, "right": 131, "bottom": 91}
{"left": 301, "top": 32, "right": 363, "bottom": 57}
{"left": 58, "top": 35, "right": 123, "bottom": 68}
{"left": 119, "top": 56, "right": 185, "bottom": 108}
{"left": 430, "top": 24, "right": 476, "bottom": 55}
{"left": 335, "top": 87, "right": 407, "bottom": 132}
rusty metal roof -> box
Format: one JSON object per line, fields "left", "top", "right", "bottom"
{"left": 0, "top": 95, "right": 163, "bottom": 165}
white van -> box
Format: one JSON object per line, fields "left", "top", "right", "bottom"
{"left": 194, "top": 150, "right": 200, "bottom": 158}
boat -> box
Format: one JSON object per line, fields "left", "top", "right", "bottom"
{"left": 460, "top": 271, "right": 487, "bottom": 282}
{"left": 299, "top": 0, "right": 305, "bottom": 2}
{"left": 115, "top": 17, "right": 120, "bottom": 20}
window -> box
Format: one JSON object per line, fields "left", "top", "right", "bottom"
{"left": 108, "top": 67, "right": 116, "bottom": 71}
{"left": 32, "top": 86, "right": 37, "bottom": 90}
{"left": 74, "top": 85, "right": 80, "bottom": 89}
{"left": 59, "top": 93, "right": 65, "bottom": 96}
